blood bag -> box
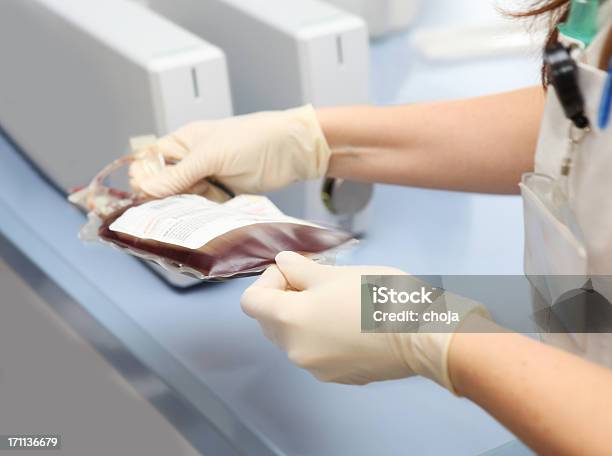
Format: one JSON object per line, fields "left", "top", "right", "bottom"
{"left": 69, "top": 146, "right": 355, "bottom": 281}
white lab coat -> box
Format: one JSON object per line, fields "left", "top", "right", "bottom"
{"left": 522, "top": 22, "right": 612, "bottom": 367}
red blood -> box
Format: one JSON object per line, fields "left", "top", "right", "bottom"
{"left": 98, "top": 202, "right": 352, "bottom": 280}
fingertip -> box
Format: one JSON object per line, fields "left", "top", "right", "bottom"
{"left": 240, "top": 285, "right": 282, "bottom": 319}
{"left": 138, "top": 164, "right": 186, "bottom": 197}
{"left": 275, "top": 251, "right": 306, "bottom": 265}
{"left": 155, "top": 135, "right": 190, "bottom": 161}
{"left": 139, "top": 178, "right": 172, "bottom": 198}
{"left": 274, "top": 251, "right": 323, "bottom": 291}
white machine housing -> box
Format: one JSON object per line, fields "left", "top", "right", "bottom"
{"left": 142, "top": 0, "right": 372, "bottom": 231}
{"left": 143, "top": 0, "right": 368, "bottom": 114}
{"left": 0, "top": 0, "right": 232, "bottom": 192}
{"left": 324, "top": 0, "right": 420, "bottom": 38}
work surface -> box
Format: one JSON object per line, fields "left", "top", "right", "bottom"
{"left": 0, "top": 3, "right": 540, "bottom": 455}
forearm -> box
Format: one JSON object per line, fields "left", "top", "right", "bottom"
{"left": 318, "top": 86, "right": 545, "bottom": 194}
{"left": 449, "top": 317, "right": 612, "bottom": 455}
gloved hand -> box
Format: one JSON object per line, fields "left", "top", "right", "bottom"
{"left": 129, "top": 105, "right": 331, "bottom": 199}
{"left": 240, "top": 252, "right": 489, "bottom": 391}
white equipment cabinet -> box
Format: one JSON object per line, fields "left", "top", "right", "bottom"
{"left": 142, "top": 0, "right": 373, "bottom": 231}
{"left": 0, "top": 0, "right": 232, "bottom": 192}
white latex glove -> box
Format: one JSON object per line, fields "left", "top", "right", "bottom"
{"left": 240, "top": 252, "right": 489, "bottom": 391}
{"left": 129, "top": 105, "right": 331, "bottom": 198}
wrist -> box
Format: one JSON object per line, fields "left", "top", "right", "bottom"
{"left": 447, "top": 314, "right": 501, "bottom": 397}
{"left": 314, "top": 107, "right": 340, "bottom": 147}
{"left": 405, "top": 299, "right": 492, "bottom": 394}
{"left": 284, "top": 105, "right": 332, "bottom": 179}
{"left": 315, "top": 105, "right": 384, "bottom": 180}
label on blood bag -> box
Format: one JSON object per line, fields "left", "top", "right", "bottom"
{"left": 109, "top": 194, "right": 318, "bottom": 250}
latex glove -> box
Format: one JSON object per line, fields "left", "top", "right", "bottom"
{"left": 240, "top": 252, "right": 489, "bottom": 390}
{"left": 129, "top": 105, "right": 331, "bottom": 198}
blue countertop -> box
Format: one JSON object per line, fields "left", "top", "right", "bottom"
{"left": 0, "top": 2, "right": 541, "bottom": 455}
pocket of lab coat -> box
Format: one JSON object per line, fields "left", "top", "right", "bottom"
{"left": 521, "top": 172, "right": 591, "bottom": 351}
{"left": 521, "top": 173, "right": 588, "bottom": 280}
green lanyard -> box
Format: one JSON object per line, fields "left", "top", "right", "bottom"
{"left": 558, "top": 0, "right": 600, "bottom": 46}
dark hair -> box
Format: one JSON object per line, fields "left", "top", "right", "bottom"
{"left": 512, "top": 1, "right": 571, "bottom": 84}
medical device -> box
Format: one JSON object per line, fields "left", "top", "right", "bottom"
{"left": 95, "top": 193, "right": 354, "bottom": 281}
{"left": 143, "top": 0, "right": 368, "bottom": 114}
{"left": 0, "top": 0, "right": 232, "bottom": 193}
{"left": 324, "top": 0, "right": 419, "bottom": 37}
{"left": 140, "top": 0, "right": 373, "bottom": 232}
{"left": 69, "top": 147, "right": 354, "bottom": 283}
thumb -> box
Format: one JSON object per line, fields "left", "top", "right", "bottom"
{"left": 139, "top": 151, "right": 212, "bottom": 198}
{"left": 275, "top": 251, "right": 326, "bottom": 291}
